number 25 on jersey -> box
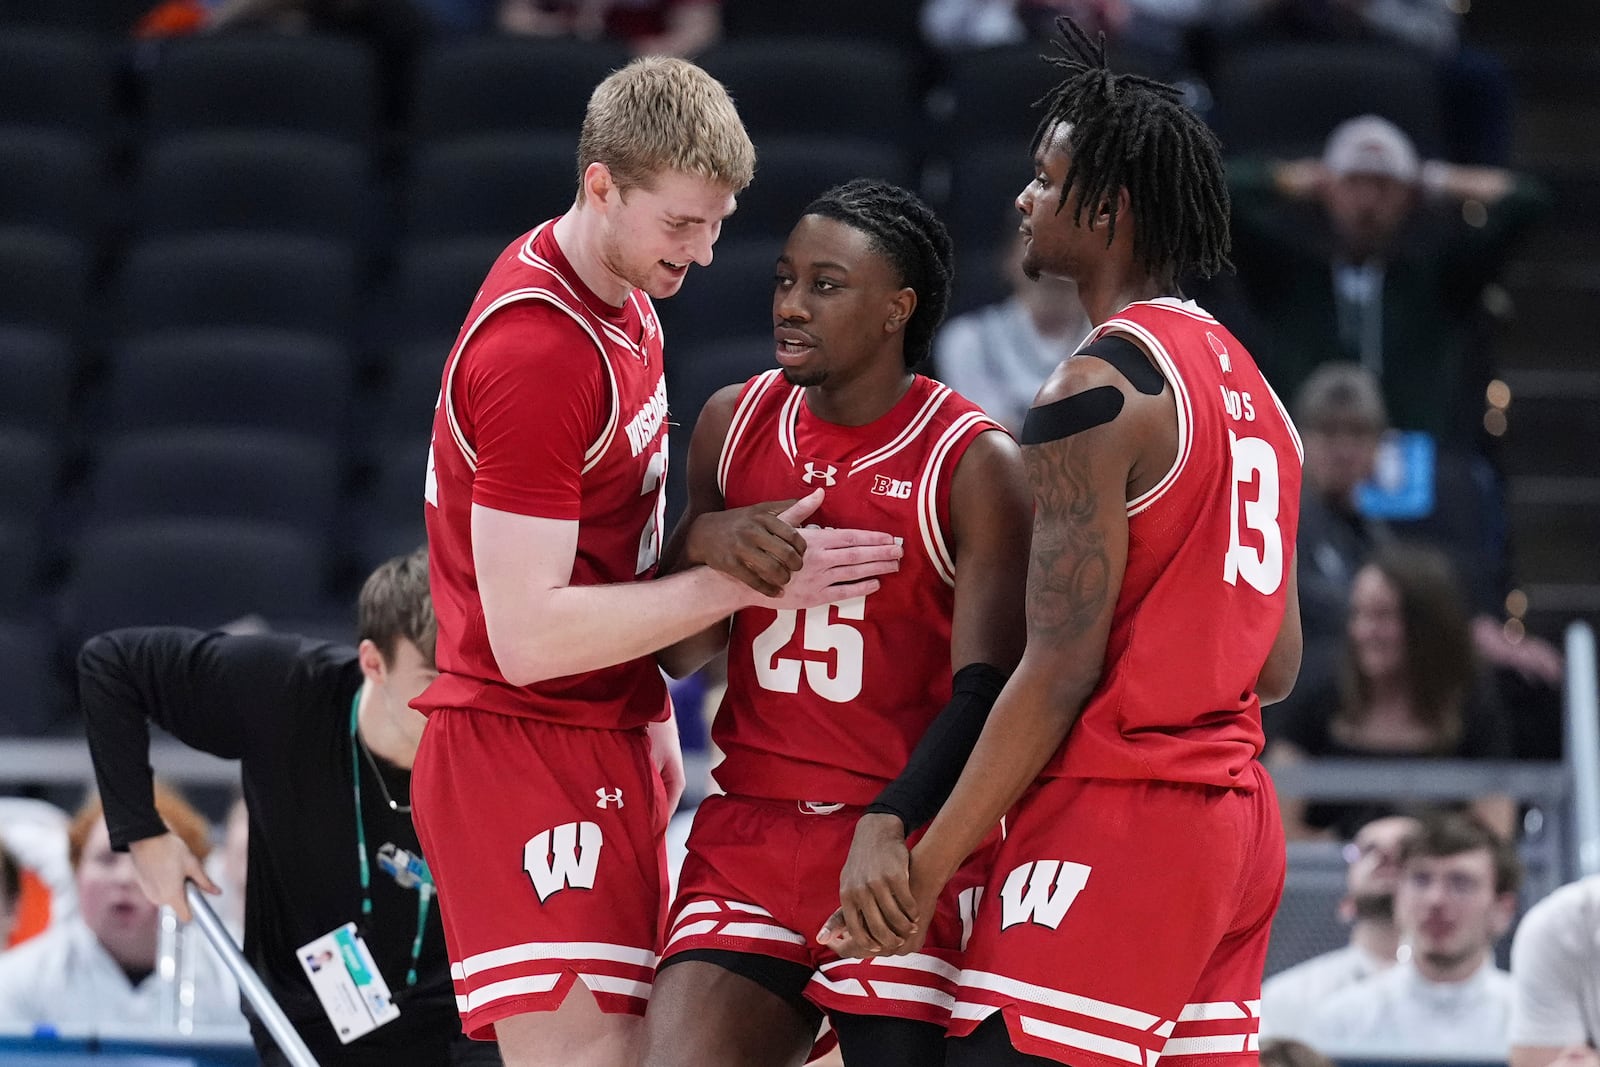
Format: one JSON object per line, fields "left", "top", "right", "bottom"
{"left": 1224, "top": 431, "right": 1284, "bottom": 595}
{"left": 752, "top": 596, "right": 867, "bottom": 703}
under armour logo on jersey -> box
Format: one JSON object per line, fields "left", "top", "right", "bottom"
{"left": 523, "top": 821, "right": 602, "bottom": 903}
{"left": 998, "top": 860, "right": 1092, "bottom": 931}
{"left": 870, "top": 474, "right": 913, "bottom": 499}
{"left": 596, "top": 787, "right": 624, "bottom": 809}
{"left": 1207, "top": 331, "right": 1232, "bottom": 373}
{"left": 801, "top": 462, "right": 838, "bottom": 486}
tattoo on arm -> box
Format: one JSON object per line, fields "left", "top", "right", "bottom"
{"left": 1024, "top": 438, "right": 1109, "bottom": 640}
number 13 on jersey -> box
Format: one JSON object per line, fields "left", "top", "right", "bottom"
{"left": 1224, "top": 430, "right": 1284, "bottom": 595}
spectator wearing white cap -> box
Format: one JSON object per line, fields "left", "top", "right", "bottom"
{"left": 1225, "top": 113, "right": 1549, "bottom": 451}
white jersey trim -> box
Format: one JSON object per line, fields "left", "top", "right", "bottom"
{"left": 918, "top": 411, "right": 1000, "bottom": 588}
{"left": 442, "top": 286, "right": 619, "bottom": 475}
{"left": 517, "top": 224, "right": 651, "bottom": 364}
{"left": 852, "top": 383, "right": 954, "bottom": 476}
{"left": 1097, "top": 320, "right": 1192, "bottom": 517}
{"left": 717, "top": 370, "right": 784, "bottom": 498}
{"left": 455, "top": 938, "right": 657, "bottom": 978}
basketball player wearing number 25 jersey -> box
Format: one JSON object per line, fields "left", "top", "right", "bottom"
{"left": 822, "top": 22, "right": 1306, "bottom": 1067}
{"left": 640, "top": 181, "right": 1032, "bottom": 1067}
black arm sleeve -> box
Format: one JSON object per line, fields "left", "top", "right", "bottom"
{"left": 864, "top": 662, "right": 1008, "bottom": 834}
{"left": 78, "top": 628, "right": 325, "bottom": 851}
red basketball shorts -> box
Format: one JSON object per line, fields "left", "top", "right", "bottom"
{"left": 949, "top": 764, "right": 1285, "bottom": 1067}
{"left": 411, "top": 707, "right": 669, "bottom": 1040}
{"left": 662, "top": 793, "right": 995, "bottom": 1027}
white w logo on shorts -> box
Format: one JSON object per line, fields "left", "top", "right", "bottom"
{"left": 998, "top": 860, "right": 1092, "bottom": 931}
{"left": 523, "top": 821, "right": 603, "bottom": 903}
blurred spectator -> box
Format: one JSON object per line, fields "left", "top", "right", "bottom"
{"left": 1266, "top": 542, "right": 1515, "bottom": 840}
{"left": 0, "top": 796, "right": 75, "bottom": 946}
{"left": 932, "top": 229, "right": 1090, "bottom": 433}
{"left": 1305, "top": 810, "right": 1517, "bottom": 1058}
{"left": 1227, "top": 114, "right": 1550, "bottom": 450}
{"left": 1261, "top": 813, "right": 1420, "bottom": 1039}
{"left": 1509, "top": 874, "right": 1600, "bottom": 1067}
{"left": 498, "top": 0, "right": 722, "bottom": 57}
{"left": 1260, "top": 1037, "right": 1337, "bottom": 1067}
{"left": 0, "top": 785, "right": 246, "bottom": 1032}
{"left": 204, "top": 794, "right": 248, "bottom": 939}
{"left": 1288, "top": 362, "right": 1389, "bottom": 703}
{"left": 1280, "top": 361, "right": 1562, "bottom": 728}
{"left": 0, "top": 843, "right": 18, "bottom": 950}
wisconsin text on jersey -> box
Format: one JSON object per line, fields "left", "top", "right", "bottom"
{"left": 624, "top": 377, "right": 669, "bottom": 457}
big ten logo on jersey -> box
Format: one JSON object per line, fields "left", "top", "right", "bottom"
{"left": 870, "top": 474, "right": 913, "bottom": 500}
{"left": 523, "top": 821, "right": 602, "bottom": 904}
{"left": 998, "top": 860, "right": 1091, "bottom": 931}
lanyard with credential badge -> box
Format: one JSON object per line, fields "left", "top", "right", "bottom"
{"left": 349, "top": 693, "right": 432, "bottom": 988}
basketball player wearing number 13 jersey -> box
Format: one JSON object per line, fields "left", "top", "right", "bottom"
{"left": 823, "top": 22, "right": 1308, "bottom": 1067}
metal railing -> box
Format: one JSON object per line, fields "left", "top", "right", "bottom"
{"left": 1564, "top": 620, "right": 1600, "bottom": 875}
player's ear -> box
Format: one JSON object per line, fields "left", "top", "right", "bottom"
{"left": 357, "top": 638, "right": 388, "bottom": 684}
{"left": 581, "top": 162, "right": 618, "bottom": 210}
{"left": 885, "top": 287, "right": 917, "bottom": 336}
{"left": 1105, "top": 187, "right": 1130, "bottom": 223}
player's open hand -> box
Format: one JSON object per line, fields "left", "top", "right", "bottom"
{"left": 762, "top": 490, "right": 902, "bottom": 609}
{"left": 128, "top": 831, "right": 220, "bottom": 923}
{"left": 824, "top": 812, "right": 920, "bottom": 956}
{"left": 685, "top": 492, "right": 815, "bottom": 598}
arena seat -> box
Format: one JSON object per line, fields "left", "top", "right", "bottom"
{"left": 723, "top": 136, "right": 913, "bottom": 243}
{"left": 145, "top": 34, "right": 379, "bottom": 145}
{"left": 0, "top": 328, "right": 75, "bottom": 434}
{"left": 134, "top": 133, "right": 373, "bottom": 242}
{"left": 0, "top": 230, "right": 90, "bottom": 334}
{"left": 411, "top": 37, "right": 629, "bottom": 143}
{"left": 100, "top": 329, "right": 353, "bottom": 444}
{"left": 83, "top": 429, "right": 342, "bottom": 540}
{"left": 699, "top": 40, "right": 919, "bottom": 141}
{"left": 0, "top": 129, "right": 103, "bottom": 242}
{"left": 403, "top": 134, "right": 577, "bottom": 243}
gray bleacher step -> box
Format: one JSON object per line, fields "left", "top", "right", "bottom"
{"left": 1507, "top": 476, "right": 1600, "bottom": 585}
{"left": 1497, "top": 370, "right": 1600, "bottom": 477}
{"left": 1495, "top": 273, "right": 1600, "bottom": 367}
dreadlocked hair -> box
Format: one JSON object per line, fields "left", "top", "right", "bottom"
{"left": 802, "top": 178, "right": 954, "bottom": 369}
{"left": 1032, "top": 17, "right": 1232, "bottom": 283}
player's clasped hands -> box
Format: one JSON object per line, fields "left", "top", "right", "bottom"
{"left": 819, "top": 820, "right": 945, "bottom": 960}
{"left": 696, "top": 488, "right": 902, "bottom": 606}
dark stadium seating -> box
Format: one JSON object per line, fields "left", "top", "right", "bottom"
{"left": 134, "top": 133, "right": 373, "bottom": 242}
{"left": 83, "top": 429, "right": 342, "bottom": 539}
{"left": 403, "top": 134, "right": 577, "bottom": 243}
{"left": 0, "top": 129, "right": 104, "bottom": 241}
{"left": 699, "top": 40, "right": 919, "bottom": 142}
{"left": 1209, "top": 41, "right": 1447, "bottom": 159}
{"left": 0, "top": 327, "right": 75, "bottom": 434}
{"left": 113, "top": 235, "right": 358, "bottom": 340}
{"left": 0, "top": 619, "right": 63, "bottom": 736}
{"left": 65, "top": 518, "right": 331, "bottom": 641}
{"left": 722, "top": 136, "right": 913, "bottom": 243}
{"left": 0, "top": 230, "right": 91, "bottom": 334}
{"left": 0, "top": 29, "right": 114, "bottom": 136}
{"left": 411, "top": 37, "right": 629, "bottom": 143}
{"left": 145, "top": 34, "right": 380, "bottom": 144}
{"left": 100, "top": 330, "right": 353, "bottom": 444}
{"left": 0, "top": 428, "right": 61, "bottom": 525}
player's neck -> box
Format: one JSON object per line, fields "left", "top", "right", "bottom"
{"left": 356, "top": 682, "right": 419, "bottom": 770}
{"left": 803, "top": 361, "right": 915, "bottom": 427}
{"left": 552, "top": 209, "right": 632, "bottom": 307}
{"left": 1075, "top": 268, "right": 1169, "bottom": 327}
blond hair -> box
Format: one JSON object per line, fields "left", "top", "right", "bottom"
{"left": 576, "top": 56, "right": 755, "bottom": 201}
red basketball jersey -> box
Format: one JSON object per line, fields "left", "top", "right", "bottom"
{"left": 1046, "top": 298, "right": 1303, "bottom": 789}
{"left": 712, "top": 371, "right": 1004, "bottom": 803}
{"left": 416, "top": 220, "right": 672, "bottom": 730}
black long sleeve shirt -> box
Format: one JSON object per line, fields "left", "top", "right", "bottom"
{"left": 78, "top": 627, "right": 469, "bottom": 1065}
